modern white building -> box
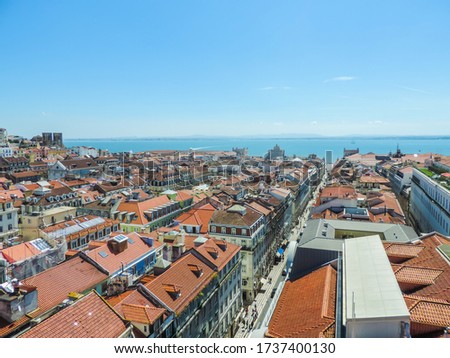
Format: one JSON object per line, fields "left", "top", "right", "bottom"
{"left": 343, "top": 236, "right": 410, "bottom": 338}
{"left": 70, "top": 146, "right": 100, "bottom": 158}
{"left": 409, "top": 168, "right": 450, "bottom": 235}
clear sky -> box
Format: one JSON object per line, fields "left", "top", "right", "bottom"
{"left": 1, "top": 0, "right": 449, "bottom": 138}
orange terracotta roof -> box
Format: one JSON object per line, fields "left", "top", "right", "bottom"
{"left": 144, "top": 253, "right": 214, "bottom": 315}
{"left": 386, "top": 233, "right": 450, "bottom": 303}
{"left": 395, "top": 266, "right": 443, "bottom": 285}
{"left": 20, "top": 291, "right": 128, "bottom": 338}
{"left": 267, "top": 265, "right": 336, "bottom": 338}
{"left": 22, "top": 256, "right": 109, "bottom": 316}
{"left": 404, "top": 295, "right": 450, "bottom": 336}
{"left": 121, "top": 303, "right": 165, "bottom": 324}
{"left": 320, "top": 185, "right": 357, "bottom": 200}
{"left": 0, "top": 257, "right": 108, "bottom": 338}
{"left": 86, "top": 232, "right": 161, "bottom": 274}
{"left": 117, "top": 195, "right": 173, "bottom": 225}
{"left": 384, "top": 243, "right": 424, "bottom": 259}
{"left": 176, "top": 204, "right": 216, "bottom": 234}
{"left": 194, "top": 238, "right": 240, "bottom": 271}
{"left": 0, "top": 242, "right": 42, "bottom": 263}
{"left": 246, "top": 201, "right": 272, "bottom": 216}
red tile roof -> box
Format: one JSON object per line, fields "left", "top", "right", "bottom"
{"left": 386, "top": 233, "right": 450, "bottom": 337}
{"left": 194, "top": 238, "right": 240, "bottom": 271}
{"left": 0, "top": 242, "right": 42, "bottom": 264}
{"left": 176, "top": 204, "right": 216, "bottom": 234}
{"left": 144, "top": 253, "right": 215, "bottom": 315}
{"left": 20, "top": 291, "right": 129, "bottom": 338}
{"left": 0, "top": 257, "right": 108, "bottom": 337}
{"left": 121, "top": 303, "right": 165, "bottom": 324}
{"left": 404, "top": 295, "right": 450, "bottom": 337}
{"left": 267, "top": 265, "right": 337, "bottom": 338}
{"left": 86, "top": 232, "right": 161, "bottom": 274}
{"left": 117, "top": 195, "right": 173, "bottom": 225}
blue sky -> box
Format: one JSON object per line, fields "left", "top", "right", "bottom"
{"left": 1, "top": 0, "right": 449, "bottom": 138}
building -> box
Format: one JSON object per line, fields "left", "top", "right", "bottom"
{"left": 42, "top": 132, "right": 53, "bottom": 146}
{"left": 266, "top": 264, "right": 337, "bottom": 338}
{"left": 409, "top": 168, "right": 450, "bottom": 235}
{"left": 53, "top": 132, "right": 63, "bottom": 147}
{"left": 0, "top": 147, "right": 12, "bottom": 158}
{"left": 343, "top": 148, "right": 359, "bottom": 158}
{"left": 0, "top": 196, "right": 19, "bottom": 246}
{"left": 265, "top": 145, "right": 285, "bottom": 161}
{"left": 193, "top": 238, "right": 242, "bottom": 337}
{"left": 138, "top": 239, "right": 242, "bottom": 338}
{"left": 325, "top": 150, "right": 333, "bottom": 172}
{"left": 40, "top": 215, "right": 119, "bottom": 250}
{"left": 19, "top": 291, "right": 132, "bottom": 338}
{"left": 84, "top": 232, "right": 162, "bottom": 284}
{"left": 21, "top": 206, "right": 78, "bottom": 241}
{"left": 0, "top": 129, "right": 7, "bottom": 146}
{"left": 0, "top": 238, "right": 66, "bottom": 281}
{"left": 48, "top": 158, "right": 100, "bottom": 180}
{"left": 209, "top": 204, "right": 266, "bottom": 303}
{"left": 0, "top": 255, "right": 109, "bottom": 337}
{"left": 116, "top": 191, "right": 193, "bottom": 233}
{"left": 42, "top": 132, "right": 63, "bottom": 147}
{"left": 387, "top": 165, "right": 413, "bottom": 196}
{"left": 0, "top": 157, "right": 29, "bottom": 173}
{"left": 71, "top": 146, "right": 99, "bottom": 158}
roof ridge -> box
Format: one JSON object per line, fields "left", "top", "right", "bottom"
{"left": 321, "top": 266, "right": 333, "bottom": 318}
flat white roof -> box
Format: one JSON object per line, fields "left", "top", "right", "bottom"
{"left": 344, "top": 235, "right": 409, "bottom": 321}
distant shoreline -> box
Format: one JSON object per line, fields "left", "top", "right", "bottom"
{"left": 65, "top": 135, "right": 450, "bottom": 141}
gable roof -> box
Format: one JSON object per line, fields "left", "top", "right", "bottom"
{"left": 194, "top": 238, "right": 240, "bottom": 271}
{"left": 121, "top": 303, "right": 166, "bottom": 324}
{"left": 0, "top": 256, "right": 108, "bottom": 337}
{"left": 267, "top": 265, "right": 337, "bottom": 338}
{"left": 20, "top": 291, "right": 129, "bottom": 338}
{"left": 144, "top": 253, "right": 214, "bottom": 315}
{"left": 176, "top": 204, "right": 216, "bottom": 234}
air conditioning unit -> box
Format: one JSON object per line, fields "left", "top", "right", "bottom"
{"left": 118, "top": 272, "right": 133, "bottom": 287}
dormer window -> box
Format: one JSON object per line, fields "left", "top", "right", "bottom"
{"left": 205, "top": 247, "right": 219, "bottom": 259}
{"left": 188, "top": 264, "right": 203, "bottom": 277}
{"left": 163, "top": 283, "right": 181, "bottom": 300}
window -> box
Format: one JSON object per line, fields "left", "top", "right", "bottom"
{"left": 211, "top": 226, "right": 216, "bottom": 233}
{"left": 231, "top": 228, "right": 236, "bottom": 235}
{"left": 0, "top": 226, "right": 3, "bottom": 233}
{"left": 7, "top": 213, "right": 12, "bottom": 220}
{"left": 0, "top": 215, "right": 2, "bottom": 221}
{"left": 221, "top": 227, "right": 226, "bottom": 234}
{"left": 242, "top": 229, "right": 247, "bottom": 236}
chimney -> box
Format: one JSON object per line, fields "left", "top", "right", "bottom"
{"left": 108, "top": 234, "right": 128, "bottom": 254}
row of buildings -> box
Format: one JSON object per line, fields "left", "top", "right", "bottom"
{"left": 261, "top": 149, "right": 450, "bottom": 338}
{"left": 0, "top": 136, "right": 326, "bottom": 338}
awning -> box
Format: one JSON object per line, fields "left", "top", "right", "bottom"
{"left": 277, "top": 248, "right": 284, "bottom": 255}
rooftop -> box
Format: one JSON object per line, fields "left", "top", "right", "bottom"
{"left": 266, "top": 265, "right": 336, "bottom": 338}
{"left": 20, "top": 291, "right": 129, "bottom": 338}
{"left": 344, "top": 235, "right": 410, "bottom": 321}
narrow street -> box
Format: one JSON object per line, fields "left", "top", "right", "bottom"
{"left": 234, "top": 171, "right": 327, "bottom": 338}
